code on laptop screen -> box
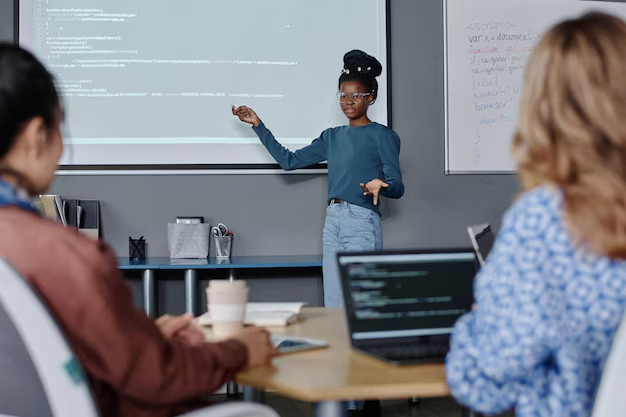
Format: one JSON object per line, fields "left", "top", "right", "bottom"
{"left": 339, "top": 252, "right": 476, "bottom": 338}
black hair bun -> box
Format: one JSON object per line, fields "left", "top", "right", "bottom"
{"left": 343, "top": 50, "right": 382, "bottom": 77}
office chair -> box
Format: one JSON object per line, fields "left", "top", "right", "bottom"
{"left": 591, "top": 313, "right": 626, "bottom": 417}
{"left": 0, "top": 259, "right": 278, "bottom": 417}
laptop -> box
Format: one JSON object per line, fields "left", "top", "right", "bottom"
{"left": 467, "top": 223, "right": 494, "bottom": 266}
{"left": 337, "top": 249, "right": 477, "bottom": 366}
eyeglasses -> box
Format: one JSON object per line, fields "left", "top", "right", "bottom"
{"left": 336, "top": 92, "right": 372, "bottom": 103}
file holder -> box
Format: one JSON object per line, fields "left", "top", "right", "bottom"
{"left": 167, "top": 223, "right": 211, "bottom": 258}
{"left": 61, "top": 199, "right": 100, "bottom": 239}
{"left": 79, "top": 200, "right": 100, "bottom": 239}
{"left": 214, "top": 235, "right": 232, "bottom": 259}
{"left": 39, "top": 195, "right": 65, "bottom": 224}
{"left": 63, "top": 199, "right": 79, "bottom": 228}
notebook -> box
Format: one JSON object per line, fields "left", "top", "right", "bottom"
{"left": 198, "top": 302, "right": 305, "bottom": 327}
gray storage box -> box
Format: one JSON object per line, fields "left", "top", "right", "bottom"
{"left": 167, "top": 223, "right": 211, "bottom": 258}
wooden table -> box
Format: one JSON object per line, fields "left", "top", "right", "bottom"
{"left": 202, "top": 308, "right": 452, "bottom": 417}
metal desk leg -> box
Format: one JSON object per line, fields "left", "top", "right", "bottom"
{"left": 314, "top": 401, "right": 346, "bottom": 417}
{"left": 229, "top": 269, "right": 236, "bottom": 281}
{"left": 142, "top": 269, "right": 155, "bottom": 317}
{"left": 243, "top": 386, "right": 265, "bottom": 403}
{"left": 184, "top": 269, "right": 197, "bottom": 315}
{"left": 461, "top": 408, "right": 481, "bottom": 417}
{"left": 409, "top": 396, "right": 421, "bottom": 406}
{"left": 227, "top": 382, "right": 239, "bottom": 398}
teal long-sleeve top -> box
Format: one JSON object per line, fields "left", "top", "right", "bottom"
{"left": 252, "top": 121, "right": 404, "bottom": 216}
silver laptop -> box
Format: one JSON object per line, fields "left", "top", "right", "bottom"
{"left": 337, "top": 249, "right": 477, "bottom": 366}
{"left": 467, "top": 223, "right": 494, "bottom": 266}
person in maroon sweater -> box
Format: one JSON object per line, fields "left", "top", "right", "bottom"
{"left": 0, "top": 43, "right": 277, "bottom": 417}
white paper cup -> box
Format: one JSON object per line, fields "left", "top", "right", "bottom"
{"left": 206, "top": 280, "right": 248, "bottom": 337}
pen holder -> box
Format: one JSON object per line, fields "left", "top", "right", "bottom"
{"left": 168, "top": 223, "right": 211, "bottom": 258}
{"left": 129, "top": 238, "right": 146, "bottom": 260}
{"left": 214, "top": 235, "right": 232, "bottom": 259}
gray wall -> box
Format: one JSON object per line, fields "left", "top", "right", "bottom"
{"left": 53, "top": 0, "right": 518, "bottom": 256}
{"left": 0, "top": 0, "right": 13, "bottom": 42}
{"left": 1, "top": 0, "right": 519, "bottom": 312}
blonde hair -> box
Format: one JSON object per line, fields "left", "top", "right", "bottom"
{"left": 513, "top": 11, "right": 626, "bottom": 258}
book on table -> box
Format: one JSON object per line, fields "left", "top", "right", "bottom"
{"left": 198, "top": 302, "right": 305, "bottom": 327}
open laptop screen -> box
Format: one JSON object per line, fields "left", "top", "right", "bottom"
{"left": 338, "top": 251, "right": 476, "bottom": 341}
{"left": 467, "top": 224, "right": 494, "bottom": 266}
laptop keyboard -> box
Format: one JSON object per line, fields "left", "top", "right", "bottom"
{"left": 370, "top": 343, "right": 449, "bottom": 360}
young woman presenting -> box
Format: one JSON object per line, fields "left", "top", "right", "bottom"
{"left": 233, "top": 50, "right": 404, "bottom": 309}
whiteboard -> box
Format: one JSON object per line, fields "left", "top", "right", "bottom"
{"left": 444, "top": 0, "right": 626, "bottom": 174}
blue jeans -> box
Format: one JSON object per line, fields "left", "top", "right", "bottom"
{"left": 322, "top": 202, "right": 383, "bottom": 307}
{"left": 322, "top": 202, "right": 382, "bottom": 410}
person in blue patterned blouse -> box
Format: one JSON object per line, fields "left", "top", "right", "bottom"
{"left": 446, "top": 12, "right": 626, "bottom": 417}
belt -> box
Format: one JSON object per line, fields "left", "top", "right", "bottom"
{"left": 329, "top": 198, "right": 347, "bottom": 205}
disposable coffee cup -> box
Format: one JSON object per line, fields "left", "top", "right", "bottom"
{"left": 206, "top": 280, "right": 248, "bottom": 337}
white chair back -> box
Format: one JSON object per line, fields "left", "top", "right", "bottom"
{"left": 592, "top": 313, "right": 626, "bottom": 417}
{"left": 0, "top": 259, "right": 100, "bottom": 417}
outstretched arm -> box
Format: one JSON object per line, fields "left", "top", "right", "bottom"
{"left": 233, "top": 105, "right": 327, "bottom": 171}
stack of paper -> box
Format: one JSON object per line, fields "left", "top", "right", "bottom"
{"left": 198, "top": 302, "right": 305, "bottom": 327}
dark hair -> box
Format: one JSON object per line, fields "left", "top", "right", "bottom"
{"left": 338, "top": 50, "right": 383, "bottom": 102}
{"left": 0, "top": 43, "right": 59, "bottom": 160}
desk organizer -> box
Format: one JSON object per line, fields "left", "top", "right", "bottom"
{"left": 167, "top": 223, "right": 211, "bottom": 258}
{"left": 213, "top": 235, "right": 232, "bottom": 258}
{"left": 129, "top": 237, "right": 146, "bottom": 260}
